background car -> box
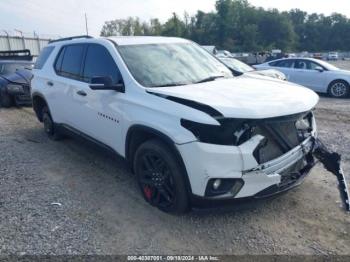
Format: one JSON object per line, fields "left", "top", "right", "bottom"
{"left": 327, "top": 52, "right": 339, "bottom": 61}
{"left": 255, "top": 57, "right": 350, "bottom": 98}
{"left": 0, "top": 50, "right": 33, "bottom": 107}
{"left": 217, "top": 56, "right": 286, "bottom": 80}
{"left": 313, "top": 53, "right": 323, "bottom": 60}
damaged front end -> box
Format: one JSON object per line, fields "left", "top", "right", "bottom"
{"left": 181, "top": 111, "right": 349, "bottom": 212}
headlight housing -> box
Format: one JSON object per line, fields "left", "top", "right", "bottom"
{"left": 181, "top": 118, "right": 254, "bottom": 146}
{"left": 6, "top": 84, "right": 25, "bottom": 95}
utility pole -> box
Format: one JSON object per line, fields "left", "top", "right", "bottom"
{"left": 85, "top": 13, "right": 89, "bottom": 35}
{"left": 14, "top": 29, "right": 23, "bottom": 37}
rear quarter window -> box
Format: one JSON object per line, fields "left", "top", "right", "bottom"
{"left": 34, "top": 46, "right": 55, "bottom": 69}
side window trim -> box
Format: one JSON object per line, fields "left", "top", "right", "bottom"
{"left": 54, "top": 46, "right": 65, "bottom": 73}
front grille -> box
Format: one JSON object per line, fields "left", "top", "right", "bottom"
{"left": 253, "top": 112, "right": 313, "bottom": 164}
{"left": 22, "top": 85, "right": 30, "bottom": 94}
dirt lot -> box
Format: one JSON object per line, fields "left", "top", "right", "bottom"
{"left": 0, "top": 63, "right": 349, "bottom": 255}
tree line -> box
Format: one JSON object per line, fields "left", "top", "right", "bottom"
{"left": 100, "top": 0, "right": 350, "bottom": 52}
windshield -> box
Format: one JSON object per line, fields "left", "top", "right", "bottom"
{"left": 118, "top": 43, "right": 232, "bottom": 87}
{"left": 0, "top": 63, "right": 32, "bottom": 75}
{"left": 219, "top": 57, "right": 254, "bottom": 73}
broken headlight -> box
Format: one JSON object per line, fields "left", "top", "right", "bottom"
{"left": 295, "top": 112, "right": 313, "bottom": 141}
{"left": 181, "top": 118, "right": 254, "bottom": 145}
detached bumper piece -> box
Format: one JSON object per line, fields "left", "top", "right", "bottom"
{"left": 313, "top": 138, "right": 350, "bottom": 212}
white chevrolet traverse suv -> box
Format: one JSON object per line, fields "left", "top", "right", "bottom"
{"left": 32, "top": 36, "right": 319, "bottom": 214}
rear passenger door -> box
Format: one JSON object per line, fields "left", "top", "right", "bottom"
{"left": 53, "top": 44, "right": 87, "bottom": 128}
{"left": 271, "top": 60, "right": 295, "bottom": 81}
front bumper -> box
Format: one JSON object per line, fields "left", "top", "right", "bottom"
{"left": 177, "top": 136, "right": 315, "bottom": 199}
{"left": 6, "top": 84, "right": 31, "bottom": 105}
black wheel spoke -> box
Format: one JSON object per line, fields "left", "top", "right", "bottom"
{"left": 163, "top": 183, "right": 174, "bottom": 198}
{"left": 142, "top": 155, "right": 154, "bottom": 171}
{"left": 158, "top": 188, "right": 173, "bottom": 202}
{"left": 154, "top": 157, "right": 166, "bottom": 172}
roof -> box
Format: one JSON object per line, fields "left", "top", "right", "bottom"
{"left": 46, "top": 36, "right": 191, "bottom": 47}
{"left": 107, "top": 36, "right": 190, "bottom": 46}
{"left": 267, "top": 57, "right": 324, "bottom": 64}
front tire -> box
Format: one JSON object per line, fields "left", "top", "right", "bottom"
{"left": 42, "top": 106, "right": 62, "bottom": 140}
{"left": 328, "top": 80, "right": 349, "bottom": 98}
{"left": 133, "top": 139, "right": 189, "bottom": 214}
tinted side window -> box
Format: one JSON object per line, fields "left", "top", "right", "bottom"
{"left": 60, "top": 45, "right": 85, "bottom": 80}
{"left": 34, "top": 46, "right": 54, "bottom": 69}
{"left": 83, "top": 44, "right": 122, "bottom": 84}
{"left": 275, "top": 60, "right": 294, "bottom": 68}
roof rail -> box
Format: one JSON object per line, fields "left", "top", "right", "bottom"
{"left": 0, "top": 49, "right": 33, "bottom": 61}
{"left": 49, "top": 35, "right": 93, "bottom": 44}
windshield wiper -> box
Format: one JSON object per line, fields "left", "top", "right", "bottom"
{"left": 152, "top": 83, "right": 187, "bottom": 88}
{"left": 195, "top": 75, "right": 225, "bottom": 84}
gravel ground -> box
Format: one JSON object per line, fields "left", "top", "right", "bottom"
{"left": 0, "top": 62, "right": 349, "bottom": 255}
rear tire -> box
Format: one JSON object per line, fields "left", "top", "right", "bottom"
{"left": 133, "top": 139, "right": 189, "bottom": 214}
{"left": 42, "top": 106, "right": 63, "bottom": 141}
{"left": 0, "top": 91, "right": 14, "bottom": 108}
{"left": 328, "top": 80, "right": 349, "bottom": 98}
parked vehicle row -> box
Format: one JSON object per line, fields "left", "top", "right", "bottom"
{"left": 216, "top": 55, "right": 286, "bottom": 80}
{"left": 255, "top": 58, "right": 350, "bottom": 98}
{"left": 30, "top": 36, "right": 322, "bottom": 213}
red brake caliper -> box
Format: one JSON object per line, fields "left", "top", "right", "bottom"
{"left": 143, "top": 186, "right": 153, "bottom": 201}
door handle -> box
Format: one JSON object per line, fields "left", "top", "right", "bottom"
{"left": 77, "top": 90, "right": 87, "bottom": 96}
{"left": 47, "top": 81, "right": 54, "bottom": 87}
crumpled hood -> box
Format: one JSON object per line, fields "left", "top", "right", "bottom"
{"left": 0, "top": 69, "right": 32, "bottom": 85}
{"left": 147, "top": 77, "right": 319, "bottom": 119}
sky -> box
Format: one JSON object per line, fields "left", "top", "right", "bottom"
{"left": 0, "top": 0, "right": 350, "bottom": 38}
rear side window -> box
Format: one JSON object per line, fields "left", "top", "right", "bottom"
{"left": 273, "top": 60, "right": 294, "bottom": 68}
{"left": 82, "top": 44, "right": 122, "bottom": 84}
{"left": 34, "top": 46, "right": 54, "bottom": 69}
{"left": 56, "top": 44, "right": 85, "bottom": 80}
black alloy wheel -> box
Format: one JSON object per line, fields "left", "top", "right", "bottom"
{"left": 134, "top": 139, "right": 189, "bottom": 214}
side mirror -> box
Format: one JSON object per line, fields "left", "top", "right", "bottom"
{"left": 89, "top": 76, "right": 125, "bottom": 93}
{"left": 315, "top": 66, "right": 324, "bottom": 72}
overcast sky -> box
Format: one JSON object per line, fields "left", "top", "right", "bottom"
{"left": 0, "top": 0, "right": 350, "bottom": 38}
